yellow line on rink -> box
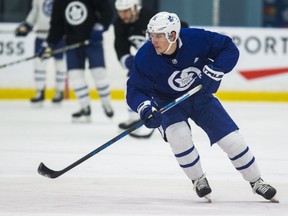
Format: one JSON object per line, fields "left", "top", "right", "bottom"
{"left": 0, "top": 88, "right": 287, "bottom": 102}
{"left": 215, "top": 91, "right": 288, "bottom": 102}
{"left": 0, "top": 88, "right": 125, "bottom": 100}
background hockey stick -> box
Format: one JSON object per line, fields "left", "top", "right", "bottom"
{"left": 0, "top": 40, "right": 89, "bottom": 69}
{"left": 0, "top": 30, "right": 16, "bottom": 34}
{"left": 38, "top": 84, "right": 203, "bottom": 179}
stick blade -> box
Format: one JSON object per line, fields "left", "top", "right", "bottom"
{"left": 38, "top": 162, "right": 60, "bottom": 179}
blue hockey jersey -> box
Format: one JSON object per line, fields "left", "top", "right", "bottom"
{"left": 127, "top": 27, "right": 239, "bottom": 113}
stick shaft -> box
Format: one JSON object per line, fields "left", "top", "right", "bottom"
{"left": 0, "top": 40, "right": 89, "bottom": 69}
{"left": 38, "top": 84, "right": 202, "bottom": 178}
{"left": 52, "top": 40, "right": 89, "bottom": 55}
{"left": 0, "top": 30, "right": 15, "bottom": 34}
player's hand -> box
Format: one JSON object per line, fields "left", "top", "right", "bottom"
{"left": 89, "top": 23, "right": 104, "bottom": 45}
{"left": 37, "top": 41, "right": 53, "bottom": 60}
{"left": 200, "top": 65, "right": 225, "bottom": 93}
{"left": 15, "top": 22, "right": 32, "bottom": 37}
{"left": 138, "top": 101, "right": 162, "bottom": 128}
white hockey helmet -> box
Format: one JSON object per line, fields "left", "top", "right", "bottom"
{"left": 115, "top": 0, "right": 139, "bottom": 11}
{"left": 147, "top": 11, "right": 181, "bottom": 42}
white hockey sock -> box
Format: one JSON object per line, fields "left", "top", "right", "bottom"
{"left": 217, "top": 130, "right": 261, "bottom": 182}
{"left": 34, "top": 58, "right": 47, "bottom": 90}
{"left": 166, "top": 121, "right": 204, "bottom": 180}
{"left": 91, "top": 67, "right": 111, "bottom": 104}
{"left": 34, "top": 69, "right": 46, "bottom": 90}
{"left": 55, "top": 59, "right": 67, "bottom": 91}
{"left": 69, "top": 69, "right": 90, "bottom": 108}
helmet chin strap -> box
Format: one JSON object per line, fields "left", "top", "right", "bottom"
{"left": 162, "top": 39, "right": 177, "bottom": 55}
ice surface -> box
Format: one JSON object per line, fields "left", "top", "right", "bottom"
{"left": 0, "top": 100, "right": 287, "bottom": 215}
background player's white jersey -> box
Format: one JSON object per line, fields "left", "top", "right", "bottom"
{"left": 26, "top": 0, "right": 53, "bottom": 38}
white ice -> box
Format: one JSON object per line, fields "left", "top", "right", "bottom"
{"left": 0, "top": 100, "right": 287, "bottom": 216}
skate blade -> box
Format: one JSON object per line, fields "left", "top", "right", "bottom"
{"left": 204, "top": 194, "right": 212, "bottom": 203}
{"left": 30, "top": 102, "right": 44, "bottom": 108}
{"left": 129, "top": 126, "right": 155, "bottom": 138}
{"left": 52, "top": 101, "right": 62, "bottom": 106}
{"left": 129, "top": 129, "right": 155, "bottom": 139}
{"left": 72, "top": 116, "right": 91, "bottom": 123}
{"left": 104, "top": 111, "right": 114, "bottom": 118}
{"left": 270, "top": 195, "right": 279, "bottom": 203}
{"left": 102, "top": 105, "right": 114, "bottom": 118}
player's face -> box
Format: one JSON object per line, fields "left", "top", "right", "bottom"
{"left": 150, "top": 33, "right": 169, "bottom": 54}
{"left": 118, "top": 9, "right": 134, "bottom": 23}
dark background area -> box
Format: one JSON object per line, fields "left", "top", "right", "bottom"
{"left": 0, "top": 0, "right": 287, "bottom": 27}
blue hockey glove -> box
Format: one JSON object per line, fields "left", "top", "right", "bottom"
{"left": 138, "top": 101, "right": 162, "bottom": 129}
{"left": 37, "top": 41, "right": 54, "bottom": 60}
{"left": 200, "top": 65, "right": 225, "bottom": 93}
{"left": 15, "top": 22, "right": 32, "bottom": 37}
{"left": 89, "top": 23, "right": 104, "bottom": 45}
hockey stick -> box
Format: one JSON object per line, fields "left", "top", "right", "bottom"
{"left": 0, "top": 30, "right": 15, "bottom": 34}
{"left": 0, "top": 40, "right": 89, "bottom": 69}
{"left": 38, "top": 84, "right": 203, "bottom": 179}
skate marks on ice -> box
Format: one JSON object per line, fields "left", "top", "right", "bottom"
{"left": 0, "top": 101, "right": 287, "bottom": 215}
{"left": 0, "top": 177, "right": 286, "bottom": 216}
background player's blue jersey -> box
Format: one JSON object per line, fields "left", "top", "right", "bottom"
{"left": 127, "top": 28, "right": 239, "bottom": 112}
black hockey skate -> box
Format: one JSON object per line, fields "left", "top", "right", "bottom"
{"left": 192, "top": 175, "right": 212, "bottom": 202}
{"left": 30, "top": 89, "right": 45, "bottom": 106}
{"left": 52, "top": 91, "right": 64, "bottom": 103}
{"left": 102, "top": 103, "right": 114, "bottom": 118}
{"left": 72, "top": 106, "right": 91, "bottom": 123}
{"left": 118, "top": 118, "right": 139, "bottom": 130}
{"left": 250, "top": 178, "right": 278, "bottom": 202}
{"left": 118, "top": 118, "right": 155, "bottom": 139}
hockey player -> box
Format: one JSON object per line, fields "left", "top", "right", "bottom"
{"left": 114, "top": 0, "right": 188, "bottom": 137}
{"left": 127, "top": 12, "right": 278, "bottom": 202}
{"left": 113, "top": 0, "right": 156, "bottom": 137}
{"left": 15, "top": 0, "right": 67, "bottom": 105}
{"left": 38, "top": 0, "right": 114, "bottom": 122}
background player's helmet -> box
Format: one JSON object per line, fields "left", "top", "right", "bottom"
{"left": 147, "top": 11, "right": 181, "bottom": 42}
{"left": 115, "top": 0, "right": 139, "bottom": 11}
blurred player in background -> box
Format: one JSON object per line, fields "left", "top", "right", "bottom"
{"left": 15, "top": 0, "right": 67, "bottom": 105}
{"left": 127, "top": 11, "right": 278, "bottom": 202}
{"left": 113, "top": 0, "right": 189, "bottom": 137}
{"left": 39, "top": 0, "right": 114, "bottom": 122}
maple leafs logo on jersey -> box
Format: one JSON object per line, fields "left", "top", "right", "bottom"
{"left": 65, "top": 1, "right": 88, "bottom": 25}
{"left": 175, "top": 72, "right": 193, "bottom": 87}
{"left": 168, "top": 67, "right": 201, "bottom": 91}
